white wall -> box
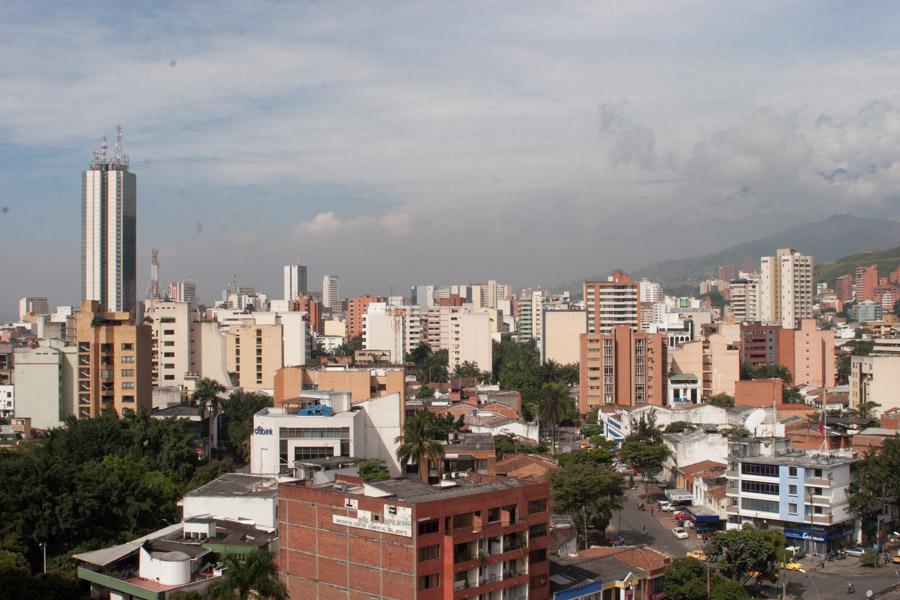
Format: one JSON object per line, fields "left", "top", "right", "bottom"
{"left": 183, "top": 495, "right": 277, "bottom": 530}
{"left": 278, "top": 312, "right": 307, "bottom": 367}
{"left": 357, "top": 393, "right": 404, "bottom": 476}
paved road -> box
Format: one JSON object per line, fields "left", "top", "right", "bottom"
{"left": 607, "top": 487, "right": 701, "bottom": 558}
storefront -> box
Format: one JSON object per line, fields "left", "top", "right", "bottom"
{"left": 783, "top": 524, "right": 855, "bottom": 556}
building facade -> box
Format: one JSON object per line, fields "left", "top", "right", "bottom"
{"left": 584, "top": 271, "right": 640, "bottom": 336}
{"left": 322, "top": 275, "right": 341, "bottom": 310}
{"left": 284, "top": 264, "right": 308, "bottom": 300}
{"left": 542, "top": 310, "right": 586, "bottom": 366}
{"left": 759, "top": 248, "right": 813, "bottom": 330}
{"left": 144, "top": 299, "right": 193, "bottom": 388}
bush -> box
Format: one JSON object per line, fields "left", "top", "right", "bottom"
{"left": 860, "top": 549, "right": 879, "bottom": 568}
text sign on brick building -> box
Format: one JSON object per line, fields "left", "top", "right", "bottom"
{"left": 333, "top": 505, "right": 412, "bottom": 537}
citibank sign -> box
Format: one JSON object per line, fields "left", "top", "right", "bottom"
{"left": 254, "top": 426, "right": 274, "bottom": 436}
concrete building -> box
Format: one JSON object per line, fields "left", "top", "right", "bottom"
{"left": 584, "top": 270, "right": 640, "bottom": 335}
{"left": 183, "top": 473, "right": 279, "bottom": 530}
{"left": 449, "top": 311, "right": 492, "bottom": 372}
{"left": 144, "top": 299, "right": 193, "bottom": 388}
{"left": 189, "top": 321, "right": 233, "bottom": 389}
{"left": 346, "top": 295, "right": 384, "bottom": 340}
{"left": 283, "top": 264, "right": 308, "bottom": 300}
{"left": 322, "top": 275, "right": 341, "bottom": 309}
{"left": 542, "top": 309, "right": 586, "bottom": 365}
{"left": 740, "top": 324, "right": 794, "bottom": 371}
{"left": 13, "top": 339, "right": 79, "bottom": 429}
{"left": 639, "top": 279, "right": 663, "bottom": 303}
{"left": 855, "top": 265, "right": 879, "bottom": 302}
{"left": 852, "top": 300, "right": 883, "bottom": 323}
{"left": 169, "top": 279, "right": 197, "bottom": 304}
{"left": 18, "top": 297, "right": 49, "bottom": 320}
{"left": 835, "top": 274, "right": 854, "bottom": 303}
{"left": 75, "top": 300, "right": 152, "bottom": 418}
{"left": 278, "top": 474, "right": 551, "bottom": 600}
{"left": 793, "top": 319, "right": 836, "bottom": 388}
{"left": 363, "top": 303, "right": 422, "bottom": 364}
{"left": 0, "top": 344, "right": 12, "bottom": 385}
{"left": 251, "top": 391, "right": 404, "bottom": 476}
{"left": 224, "top": 320, "right": 283, "bottom": 392}
{"left": 411, "top": 284, "right": 435, "bottom": 308}
{"left": 516, "top": 288, "right": 546, "bottom": 343}
{"left": 579, "top": 326, "right": 667, "bottom": 412}
{"left": 0, "top": 384, "right": 13, "bottom": 418}
{"left": 728, "top": 279, "right": 759, "bottom": 322}
{"left": 724, "top": 438, "right": 858, "bottom": 554}
{"left": 669, "top": 326, "right": 740, "bottom": 400}
{"left": 274, "top": 365, "right": 406, "bottom": 406}
{"left": 759, "top": 248, "right": 813, "bottom": 329}
{"left": 850, "top": 354, "right": 900, "bottom": 415}
{"left": 82, "top": 128, "right": 137, "bottom": 315}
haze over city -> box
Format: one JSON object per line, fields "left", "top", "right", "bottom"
{"left": 3, "top": 2, "right": 900, "bottom": 318}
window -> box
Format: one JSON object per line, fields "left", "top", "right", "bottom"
{"left": 529, "top": 523, "right": 547, "bottom": 539}
{"left": 740, "top": 498, "right": 779, "bottom": 513}
{"left": 293, "top": 447, "right": 333, "bottom": 460}
{"left": 789, "top": 466, "right": 798, "bottom": 477}
{"left": 814, "top": 506, "right": 823, "bottom": 515}
{"left": 528, "top": 499, "right": 547, "bottom": 514}
{"left": 788, "top": 485, "right": 798, "bottom": 496}
{"left": 530, "top": 574, "right": 548, "bottom": 590}
{"left": 121, "top": 369, "right": 134, "bottom": 377}
{"left": 121, "top": 382, "right": 135, "bottom": 390}
{"left": 741, "top": 480, "right": 779, "bottom": 495}
{"left": 813, "top": 468, "right": 823, "bottom": 477}
{"left": 163, "top": 341, "right": 174, "bottom": 347}
{"left": 418, "top": 545, "right": 439, "bottom": 562}
{"left": 417, "top": 519, "right": 439, "bottom": 536}
{"left": 163, "top": 329, "right": 175, "bottom": 335}
{"left": 120, "top": 343, "right": 133, "bottom": 351}
{"left": 528, "top": 549, "right": 547, "bottom": 564}
{"left": 164, "top": 375, "right": 175, "bottom": 381}
{"left": 121, "top": 356, "right": 134, "bottom": 364}
{"left": 418, "top": 574, "right": 439, "bottom": 590}
{"left": 788, "top": 503, "right": 798, "bottom": 515}
{"left": 163, "top": 352, "right": 174, "bottom": 358}
{"left": 741, "top": 463, "right": 779, "bottom": 477}
{"left": 122, "top": 395, "right": 135, "bottom": 403}
{"left": 813, "top": 487, "right": 823, "bottom": 496}
{"left": 487, "top": 507, "right": 501, "bottom": 522}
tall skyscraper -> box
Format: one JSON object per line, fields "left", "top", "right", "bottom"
{"left": 283, "top": 264, "right": 308, "bottom": 300}
{"left": 322, "top": 275, "right": 340, "bottom": 309}
{"left": 759, "top": 248, "right": 813, "bottom": 329}
{"left": 82, "top": 126, "right": 137, "bottom": 315}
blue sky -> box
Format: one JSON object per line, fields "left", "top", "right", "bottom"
{"left": 2, "top": 1, "right": 900, "bottom": 319}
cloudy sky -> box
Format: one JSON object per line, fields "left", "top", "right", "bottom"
{"left": 2, "top": 1, "right": 900, "bottom": 319}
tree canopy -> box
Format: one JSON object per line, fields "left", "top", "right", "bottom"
{"left": 405, "top": 342, "right": 449, "bottom": 384}
{"left": 358, "top": 459, "right": 391, "bottom": 483}
{"left": 547, "top": 462, "right": 624, "bottom": 548}
{"left": 708, "top": 393, "right": 735, "bottom": 408}
{"left": 704, "top": 526, "right": 785, "bottom": 584}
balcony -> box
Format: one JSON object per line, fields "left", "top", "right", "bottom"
{"left": 805, "top": 476, "right": 831, "bottom": 487}
{"left": 726, "top": 504, "right": 740, "bottom": 515}
{"left": 810, "top": 514, "right": 832, "bottom": 525}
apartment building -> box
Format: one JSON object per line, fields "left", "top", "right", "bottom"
{"left": 584, "top": 270, "right": 640, "bottom": 336}
{"left": 274, "top": 364, "right": 406, "bottom": 405}
{"left": 669, "top": 325, "right": 740, "bottom": 399}
{"left": 835, "top": 274, "right": 853, "bottom": 303}
{"left": 75, "top": 300, "right": 152, "bottom": 418}
{"left": 517, "top": 289, "right": 546, "bottom": 344}
{"left": 850, "top": 353, "right": 900, "bottom": 415}
{"left": 144, "top": 299, "right": 192, "bottom": 388}
{"left": 322, "top": 275, "right": 341, "bottom": 310}
{"left": 728, "top": 278, "right": 759, "bottom": 322}
{"left": 278, "top": 474, "right": 551, "bottom": 600}
{"left": 0, "top": 343, "right": 13, "bottom": 385}
{"left": 759, "top": 248, "right": 813, "bottom": 329}
{"left": 347, "top": 295, "right": 385, "bottom": 340}
{"left": 284, "top": 264, "right": 308, "bottom": 300}
{"left": 724, "top": 438, "right": 858, "bottom": 555}
{"left": 449, "top": 311, "right": 492, "bottom": 372}
{"left": 852, "top": 300, "right": 883, "bottom": 323}
{"left": 225, "top": 320, "right": 284, "bottom": 391}
{"left": 541, "top": 309, "right": 586, "bottom": 365}
{"left": 855, "top": 265, "right": 879, "bottom": 302}
{"left": 363, "top": 303, "right": 423, "bottom": 363}
{"left": 12, "top": 339, "right": 79, "bottom": 429}
{"left": 793, "top": 319, "right": 835, "bottom": 388}
{"left": 739, "top": 324, "right": 794, "bottom": 371}
{"left": 578, "top": 326, "right": 667, "bottom": 413}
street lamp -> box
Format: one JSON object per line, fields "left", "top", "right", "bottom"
{"left": 40, "top": 542, "right": 47, "bottom": 574}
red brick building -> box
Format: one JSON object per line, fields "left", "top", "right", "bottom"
{"left": 739, "top": 324, "right": 794, "bottom": 372}
{"left": 279, "top": 474, "right": 551, "bottom": 600}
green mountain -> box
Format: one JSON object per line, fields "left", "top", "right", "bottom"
{"left": 631, "top": 214, "right": 900, "bottom": 292}
{"left": 814, "top": 245, "right": 900, "bottom": 285}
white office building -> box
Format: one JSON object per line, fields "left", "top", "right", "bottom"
{"left": 283, "top": 264, "right": 308, "bottom": 300}
{"left": 322, "top": 275, "right": 341, "bottom": 309}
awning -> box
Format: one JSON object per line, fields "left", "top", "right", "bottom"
{"left": 665, "top": 489, "right": 694, "bottom": 502}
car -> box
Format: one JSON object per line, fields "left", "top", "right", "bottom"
{"left": 893, "top": 550, "right": 900, "bottom": 564}
{"left": 779, "top": 561, "right": 803, "bottom": 571}
{"left": 845, "top": 547, "right": 866, "bottom": 558}
{"left": 661, "top": 503, "right": 676, "bottom": 512}
{"left": 672, "top": 527, "right": 689, "bottom": 540}
{"left": 674, "top": 511, "right": 692, "bottom": 521}
{"left": 686, "top": 551, "right": 707, "bottom": 561}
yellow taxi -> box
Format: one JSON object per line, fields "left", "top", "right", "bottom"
{"left": 779, "top": 561, "right": 803, "bottom": 571}
{"left": 685, "top": 551, "right": 707, "bottom": 562}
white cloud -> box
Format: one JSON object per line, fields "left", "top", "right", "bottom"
{"left": 293, "top": 211, "right": 412, "bottom": 237}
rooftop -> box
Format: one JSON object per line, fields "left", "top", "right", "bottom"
{"left": 444, "top": 432, "right": 495, "bottom": 453}
{"left": 184, "top": 473, "right": 279, "bottom": 499}
{"left": 306, "top": 474, "right": 536, "bottom": 504}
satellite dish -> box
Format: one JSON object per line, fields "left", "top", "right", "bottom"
{"left": 744, "top": 408, "right": 767, "bottom": 434}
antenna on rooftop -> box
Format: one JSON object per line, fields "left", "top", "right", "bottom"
{"left": 112, "top": 124, "right": 129, "bottom": 168}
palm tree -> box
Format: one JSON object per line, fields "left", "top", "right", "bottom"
{"left": 207, "top": 549, "right": 287, "bottom": 600}
{"left": 538, "top": 382, "right": 570, "bottom": 455}
{"left": 396, "top": 413, "right": 445, "bottom": 483}
{"left": 191, "top": 377, "right": 226, "bottom": 453}
{"left": 541, "top": 359, "right": 562, "bottom": 383}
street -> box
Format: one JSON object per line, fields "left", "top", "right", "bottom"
{"left": 607, "top": 486, "right": 900, "bottom": 599}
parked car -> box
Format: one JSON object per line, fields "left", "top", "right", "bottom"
{"left": 845, "top": 547, "right": 865, "bottom": 557}
{"left": 673, "top": 527, "right": 689, "bottom": 540}
{"left": 779, "top": 561, "right": 803, "bottom": 571}
{"left": 661, "top": 502, "right": 676, "bottom": 512}
{"left": 785, "top": 546, "right": 805, "bottom": 559}
{"left": 893, "top": 549, "right": 900, "bottom": 564}
{"left": 674, "top": 511, "right": 692, "bottom": 522}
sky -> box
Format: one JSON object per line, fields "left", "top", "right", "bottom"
{"left": 2, "top": 1, "right": 900, "bottom": 319}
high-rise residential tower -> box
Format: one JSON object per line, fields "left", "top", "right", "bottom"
{"left": 759, "top": 248, "right": 813, "bottom": 329}
{"left": 584, "top": 269, "right": 640, "bottom": 335}
{"left": 283, "top": 264, "right": 308, "bottom": 300}
{"left": 82, "top": 126, "right": 137, "bottom": 315}
{"left": 322, "top": 275, "right": 340, "bottom": 309}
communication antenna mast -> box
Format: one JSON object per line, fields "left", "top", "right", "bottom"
{"left": 147, "top": 249, "right": 161, "bottom": 299}
{"left": 113, "top": 124, "right": 129, "bottom": 168}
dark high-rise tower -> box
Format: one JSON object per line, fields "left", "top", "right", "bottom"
{"left": 82, "top": 126, "right": 137, "bottom": 314}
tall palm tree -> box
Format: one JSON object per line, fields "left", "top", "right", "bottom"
{"left": 396, "top": 413, "right": 445, "bottom": 483}
{"left": 191, "top": 377, "right": 226, "bottom": 453}
{"left": 539, "top": 382, "right": 570, "bottom": 455}
{"left": 541, "top": 359, "right": 562, "bottom": 383}
{"left": 207, "top": 549, "right": 287, "bottom": 600}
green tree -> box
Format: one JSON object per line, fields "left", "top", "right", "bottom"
{"left": 850, "top": 400, "right": 880, "bottom": 423}
{"left": 558, "top": 363, "right": 580, "bottom": 386}
{"left": 415, "top": 385, "right": 434, "bottom": 399}
{"left": 191, "top": 377, "right": 227, "bottom": 451}
{"left": 333, "top": 336, "right": 364, "bottom": 359}
{"left": 664, "top": 421, "right": 694, "bottom": 434}
{"left": 541, "top": 360, "right": 562, "bottom": 383}
{"left": 662, "top": 557, "right": 708, "bottom": 600}
{"left": 626, "top": 410, "right": 662, "bottom": 443}
{"left": 557, "top": 448, "right": 613, "bottom": 468}
{"left": 547, "top": 462, "right": 624, "bottom": 547}
{"left": 452, "top": 361, "right": 483, "bottom": 380}
{"left": 836, "top": 353, "right": 851, "bottom": 384}
{"left": 537, "top": 383, "right": 574, "bottom": 453}
{"left": 704, "top": 526, "right": 784, "bottom": 584}
{"left": 219, "top": 391, "right": 273, "bottom": 464}
{"left": 618, "top": 439, "right": 670, "bottom": 496}
{"left": 708, "top": 393, "right": 735, "bottom": 408}
{"left": 781, "top": 386, "right": 802, "bottom": 404}
{"left": 851, "top": 437, "right": 900, "bottom": 541}
{"left": 711, "top": 579, "right": 750, "bottom": 600}
{"left": 207, "top": 549, "right": 287, "bottom": 600}
{"left": 358, "top": 459, "right": 391, "bottom": 483}
{"left": 396, "top": 413, "right": 446, "bottom": 483}
{"left": 740, "top": 363, "right": 792, "bottom": 383}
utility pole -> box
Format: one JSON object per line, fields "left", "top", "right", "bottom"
{"left": 40, "top": 542, "right": 47, "bottom": 574}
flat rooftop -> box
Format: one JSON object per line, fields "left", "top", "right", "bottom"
{"left": 184, "top": 473, "right": 279, "bottom": 499}
{"left": 305, "top": 475, "right": 537, "bottom": 504}
{"left": 735, "top": 452, "right": 857, "bottom": 468}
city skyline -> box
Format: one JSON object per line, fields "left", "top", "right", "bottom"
{"left": 3, "top": 2, "right": 900, "bottom": 319}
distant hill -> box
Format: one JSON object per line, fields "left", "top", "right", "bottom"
{"left": 815, "top": 245, "right": 900, "bottom": 285}
{"left": 631, "top": 215, "right": 900, "bottom": 292}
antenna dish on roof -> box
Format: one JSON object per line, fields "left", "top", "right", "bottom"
{"left": 744, "top": 408, "right": 767, "bottom": 435}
